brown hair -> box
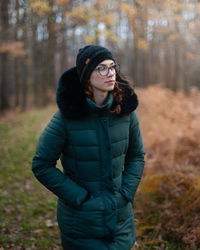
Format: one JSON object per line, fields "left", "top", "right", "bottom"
{"left": 84, "top": 73, "right": 128, "bottom": 115}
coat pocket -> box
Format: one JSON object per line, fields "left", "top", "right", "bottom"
{"left": 74, "top": 195, "right": 106, "bottom": 238}
{"left": 73, "top": 208, "right": 105, "bottom": 238}
{"left": 57, "top": 196, "right": 106, "bottom": 239}
{"left": 80, "top": 195, "right": 105, "bottom": 211}
{"left": 57, "top": 199, "right": 76, "bottom": 236}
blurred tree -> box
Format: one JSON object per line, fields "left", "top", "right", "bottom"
{"left": 21, "top": 2, "right": 29, "bottom": 111}
{"left": 29, "top": 0, "right": 74, "bottom": 107}
{"left": 29, "top": 0, "right": 55, "bottom": 106}
{"left": 65, "top": 0, "right": 119, "bottom": 45}
{"left": 14, "top": 0, "right": 20, "bottom": 108}
{"left": 122, "top": 0, "right": 199, "bottom": 90}
{"left": 1, "top": 0, "right": 200, "bottom": 113}
{"left": 0, "top": 0, "right": 10, "bottom": 111}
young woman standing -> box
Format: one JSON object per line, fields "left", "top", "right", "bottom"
{"left": 32, "top": 45, "right": 145, "bottom": 250}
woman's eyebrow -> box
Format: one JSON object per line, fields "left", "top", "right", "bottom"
{"left": 98, "top": 62, "right": 115, "bottom": 66}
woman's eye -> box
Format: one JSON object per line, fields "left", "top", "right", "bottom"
{"left": 111, "top": 65, "right": 115, "bottom": 70}
{"left": 97, "top": 66, "right": 106, "bottom": 71}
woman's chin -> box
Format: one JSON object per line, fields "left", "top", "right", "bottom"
{"left": 105, "top": 85, "right": 115, "bottom": 91}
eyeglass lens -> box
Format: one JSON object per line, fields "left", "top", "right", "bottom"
{"left": 97, "top": 64, "right": 120, "bottom": 76}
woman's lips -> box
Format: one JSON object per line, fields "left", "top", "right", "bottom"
{"left": 105, "top": 80, "right": 115, "bottom": 84}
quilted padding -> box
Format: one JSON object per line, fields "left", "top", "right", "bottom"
{"left": 32, "top": 94, "right": 145, "bottom": 249}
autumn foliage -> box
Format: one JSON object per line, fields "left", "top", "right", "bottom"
{"left": 134, "top": 86, "right": 200, "bottom": 249}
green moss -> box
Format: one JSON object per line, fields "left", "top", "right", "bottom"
{"left": 0, "top": 106, "right": 61, "bottom": 248}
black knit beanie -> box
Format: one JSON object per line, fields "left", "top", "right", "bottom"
{"left": 76, "top": 45, "right": 115, "bottom": 86}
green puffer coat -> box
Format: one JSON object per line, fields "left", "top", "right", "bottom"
{"left": 32, "top": 67, "right": 145, "bottom": 250}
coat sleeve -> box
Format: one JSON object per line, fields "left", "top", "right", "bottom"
{"left": 120, "top": 111, "right": 145, "bottom": 203}
{"left": 32, "top": 111, "right": 89, "bottom": 207}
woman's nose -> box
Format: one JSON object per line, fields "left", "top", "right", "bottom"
{"left": 107, "top": 68, "right": 114, "bottom": 77}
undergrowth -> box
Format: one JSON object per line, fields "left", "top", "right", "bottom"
{"left": 0, "top": 106, "right": 62, "bottom": 249}
{"left": 134, "top": 86, "right": 200, "bottom": 250}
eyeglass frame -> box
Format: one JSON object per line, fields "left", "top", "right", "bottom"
{"left": 95, "top": 63, "right": 120, "bottom": 77}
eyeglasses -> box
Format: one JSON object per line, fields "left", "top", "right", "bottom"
{"left": 95, "top": 63, "right": 120, "bottom": 76}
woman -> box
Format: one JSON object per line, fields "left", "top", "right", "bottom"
{"left": 32, "top": 45, "right": 145, "bottom": 250}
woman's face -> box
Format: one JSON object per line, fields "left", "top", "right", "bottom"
{"left": 89, "top": 59, "right": 116, "bottom": 94}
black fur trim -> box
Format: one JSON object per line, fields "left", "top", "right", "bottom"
{"left": 56, "top": 67, "right": 90, "bottom": 119}
{"left": 56, "top": 67, "right": 138, "bottom": 120}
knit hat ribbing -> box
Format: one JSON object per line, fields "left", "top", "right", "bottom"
{"left": 76, "top": 45, "right": 115, "bottom": 86}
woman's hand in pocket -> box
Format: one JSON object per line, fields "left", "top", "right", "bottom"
{"left": 80, "top": 194, "right": 105, "bottom": 211}
{"left": 115, "top": 191, "right": 129, "bottom": 208}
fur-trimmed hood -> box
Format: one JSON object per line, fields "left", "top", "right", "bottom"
{"left": 56, "top": 67, "right": 138, "bottom": 120}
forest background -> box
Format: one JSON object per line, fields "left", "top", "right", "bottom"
{"left": 0, "top": 0, "right": 200, "bottom": 249}
{"left": 1, "top": 0, "right": 200, "bottom": 111}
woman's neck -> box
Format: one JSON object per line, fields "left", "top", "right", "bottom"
{"left": 93, "top": 90, "right": 108, "bottom": 106}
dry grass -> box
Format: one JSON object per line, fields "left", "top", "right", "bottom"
{"left": 134, "top": 85, "right": 200, "bottom": 249}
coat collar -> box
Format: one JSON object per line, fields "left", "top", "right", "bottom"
{"left": 86, "top": 93, "right": 113, "bottom": 113}
{"left": 56, "top": 67, "right": 138, "bottom": 120}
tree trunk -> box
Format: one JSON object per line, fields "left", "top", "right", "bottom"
{"left": 14, "top": 58, "right": 21, "bottom": 108}
{"left": 14, "top": 0, "right": 21, "bottom": 109}
{"left": 0, "top": 0, "right": 10, "bottom": 111}
{"left": 29, "top": 11, "right": 40, "bottom": 107}
{"left": 46, "top": 0, "right": 56, "bottom": 91}
{"left": 21, "top": 2, "right": 28, "bottom": 111}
